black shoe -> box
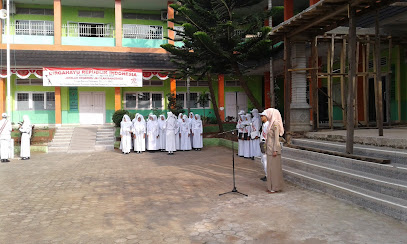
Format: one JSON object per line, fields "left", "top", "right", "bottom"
{"left": 4, "top": 159, "right": 10, "bottom": 162}
{"left": 260, "top": 176, "right": 267, "bottom": 181}
{"left": 251, "top": 157, "right": 255, "bottom": 160}
{"left": 21, "top": 157, "right": 27, "bottom": 160}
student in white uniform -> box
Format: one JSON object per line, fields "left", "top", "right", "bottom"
{"left": 165, "top": 112, "right": 178, "bottom": 155}
{"left": 176, "top": 113, "right": 183, "bottom": 150}
{"left": 146, "top": 114, "right": 159, "bottom": 151}
{"left": 132, "top": 114, "right": 146, "bottom": 154}
{"left": 158, "top": 114, "right": 166, "bottom": 152}
{"left": 0, "top": 113, "right": 12, "bottom": 163}
{"left": 243, "top": 114, "right": 252, "bottom": 158}
{"left": 192, "top": 114, "right": 203, "bottom": 150}
{"left": 188, "top": 112, "right": 195, "bottom": 149}
{"left": 120, "top": 114, "right": 132, "bottom": 154}
{"left": 250, "top": 109, "right": 262, "bottom": 159}
{"left": 19, "top": 115, "right": 32, "bottom": 160}
{"left": 259, "top": 111, "right": 269, "bottom": 181}
{"left": 179, "top": 115, "right": 191, "bottom": 151}
{"left": 236, "top": 110, "right": 245, "bottom": 157}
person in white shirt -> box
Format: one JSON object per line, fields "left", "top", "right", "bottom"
{"left": 179, "top": 115, "right": 191, "bottom": 151}
{"left": 146, "top": 114, "right": 159, "bottom": 152}
{"left": 19, "top": 115, "right": 32, "bottom": 160}
{"left": 243, "top": 114, "right": 252, "bottom": 158}
{"left": 192, "top": 114, "right": 203, "bottom": 150}
{"left": 120, "top": 114, "right": 132, "bottom": 154}
{"left": 250, "top": 109, "right": 262, "bottom": 159}
{"left": 158, "top": 114, "right": 166, "bottom": 152}
{"left": 259, "top": 111, "right": 269, "bottom": 181}
{"left": 176, "top": 113, "right": 183, "bottom": 150}
{"left": 165, "top": 112, "right": 178, "bottom": 155}
{"left": 132, "top": 114, "right": 146, "bottom": 154}
{"left": 0, "top": 113, "right": 12, "bottom": 163}
{"left": 188, "top": 112, "right": 195, "bottom": 149}
{"left": 236, "top": 110, "right": 245, "bottom": 157}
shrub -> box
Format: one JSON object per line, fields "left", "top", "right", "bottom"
{"left": 112, "top": 110, "right": 130, "bottom": 127}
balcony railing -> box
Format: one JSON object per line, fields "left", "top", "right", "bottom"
{"left": 2, "top": 22, "right": 54, "bottom": 36}
{"left": 62, "top": 24, "right": 114, "bottom": 38}
{"left": 122, "top": 24, "right": 163, "bottom": 39}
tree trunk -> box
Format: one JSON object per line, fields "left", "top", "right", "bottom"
{"left": 232, "top": 62, "right": 262, "bottom": 110}
{"left": 207, "top": 73, "right": 224, "bottom": 132}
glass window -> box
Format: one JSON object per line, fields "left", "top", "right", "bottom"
{"left": 46, "top": 92, "right": 55, "bottom": 110}
{"left": 15, "top": 20, "right": 30, "bottom": 35}
{"left": 17, "top": 93, "right": 29, "bottom": 110}
{"left": 200, "top": 93, "right": 210, "bottom": 108}
{"left": 150, "top": 80, "right": 163, "bottom": 86}
{"left": 187, "top": 93, "right": 198, "bottom": 108}
{"left": 176, "top": 93, "right": 185, "bottom": 108}
{"left": 142, "top": 80, "right": 150, "bottom": 86}
{"left": 125, "top": 93, "right": 137, "bottom": 109}
{"left": 32, "top": 93, "right": 45, "bottom": 110}
{"left": 138, "top": 92, "right": 150, "bottom": 109}
{"left": 225, "top": 80, "right": 238, "bottom": 87}
{"left": 152, "top": 93, "right": 162, "bottom": 109}
{"left": 197, "top": 81, "right": 209, "bottom": 87}
{"left": 176, "top": 80, "right": 186, "bottom": 87}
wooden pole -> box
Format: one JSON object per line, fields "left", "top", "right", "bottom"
{"left": 355, "top": 42, "right": 360, "bottom": 128}
{"left": 311, "top": 37, "right": 319, "bottom": 131}
{"left": 365, "top": 36, "right": 370, "bottom": 126}
{"left": 328, "top": 36, "right": 334, "bottom": 129}
{"left": 375, "top": 9, "right": 384, "bottom": 136}
{"left": 386, "top": 37, "right": 392, "bottom": 126}
{"left": 346, "top": 5, "right": 356, "bottom": 154}
{"left": 340, "top": 38, "right": 347, "bottom": 128}
{"left": 284, "top": 35, "right": 292, "bottom": 143}
{"left": 396, "top": 45, "right": 401, "bottom": 123}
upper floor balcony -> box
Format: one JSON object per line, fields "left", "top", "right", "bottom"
{"left": 0, "top": 0, "right": 181, "bottom": 49}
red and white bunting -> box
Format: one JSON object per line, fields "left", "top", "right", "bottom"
{"left": 0, "top": 69, "right": 44, "bottom": 79}
{"left": 142, "top": 71, "right": 169, "bottom": 80}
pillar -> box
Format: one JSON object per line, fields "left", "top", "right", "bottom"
{"left": 54, "top": 0, "right": 61, "bottom": 45}
{"left": 284, "top": 0, "right": 294, "bottom": 21}
{"left": 115, "top": 87, "right": 121, "bottom": 111}
{"left": 55, "top": 87, "right": 61, "bottom": 125}
{"left": 217, "top": 74, "right": 225, "bottom": 121}
{"left": 167, "top": 1, "right": 175, "bottom": 45}
{"left": 170, "top": 78, "right": 176, "bottom": 95}
{"left": 115, "top": 0, "right": 122, "bottom": 47}
{"left": 0, "top": 0, "right": 3, "bottom": 44}
{"left": 264, "top": 72, "right": 271, "bottom": 108}
{"left": 0, "top": 78, "right": 5, "bottom": 114}
{"left": 290, "top": 43, "right": 312, "bottom": 132}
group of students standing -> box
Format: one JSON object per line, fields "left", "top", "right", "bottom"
{"left": 237, "top": 108, "right": 285, "bottom": 194}
{"left": 0, "top": 113, "right": 32, "bottom": 163}
{"left": 120, "top": 111, "right": 203, "bottom": 155}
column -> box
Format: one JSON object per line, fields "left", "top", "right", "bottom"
{"left": 284, "top": 0, "right": 294, "bottom": 21}
{"left": 54, "top": 0, "right": 62, "bottom": 45}
{"left": 167, "top": 1, "right": 175, "bottom": 45}
{"left": 115, "top": 0, "right": 122, "bottom": 47}
{"left": 290, "top": 43, "right": 312, "bottom": 132}
{"left": 217, "top": 74, "right": 225, "bottom": 121}
{"left": 0, "top": 0, "right": 3, "bottom": 44}
{"left": 0, "top": 78, "right": 5, "bottom": 114}
{"left": 55, "top": 87, "right": 61, "bottom": 125}
{"left": 264, "top": 72, "right": 271, "bottom": 108}
{"left": 170, "top": 78, "right": 176, "bottom": 95}
{"left": 115, "top": 87, "right": 121, "bottom": 111}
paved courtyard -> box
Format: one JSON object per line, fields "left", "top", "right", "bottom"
{"left": 0, "top": 147, "right": 406, "bottom": 244}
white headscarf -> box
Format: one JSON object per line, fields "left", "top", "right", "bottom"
{"left": 22, "top": 115, "right": 31, "bottom": 126}
{"left": 121, "top": 114, "right": 132, "bottom": 130}
{"left": 188, "top": 112, "right": 195, "bottom": 122}
{"left": 2, "top": 113, "right": 7, "bottom": 118}
{"left": 264, "top": 108, "right": 284, "bottom": 136}
{"left": 158, "top": 114, "right": 166, "bottom": 129}
{"left": 133, "top": 114, "right": 146, "bottom": 132}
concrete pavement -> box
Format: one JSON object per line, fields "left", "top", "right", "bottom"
{"left": 0, "top": 147, "right": 406, "bottom": 243}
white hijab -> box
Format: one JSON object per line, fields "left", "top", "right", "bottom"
{"left": 158, "top": 114, "right": 166, "bottom": 129}
{"left": 121, "top": 114, "right": 132, "bottom": 129}
{"left": 133, "top": 114, "right": 145, "bottom": 131}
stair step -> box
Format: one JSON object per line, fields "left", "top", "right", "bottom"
{"left": 283, "top": 155, "right": 407, "bottom": 200}
{"left": 283, "top": 165, "right": 407, "bottom": 222}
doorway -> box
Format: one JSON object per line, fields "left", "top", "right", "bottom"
{"left": 225, "top": 92, "right": 248, "bottom": 121}
{"left": 79, "top": 92, "right": 106, "bottom": 125}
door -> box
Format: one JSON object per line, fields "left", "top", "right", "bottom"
{"left": 79, "top": 92, "right": 105, "bottom": 125}
{"left": 368, "top": 77, "right": 387, "bottom": 123}
{"left": 225, "top": 92, "right": 248, "bottom": 121}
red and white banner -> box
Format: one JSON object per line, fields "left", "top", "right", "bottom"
{"left": 142, "top": 71, "right": 169, "bottom": 80}
{"left": 43, "top": 68, "right": 143, "bottom": 87}
{"left": 0, "top": 69, "right": 43, "bottom": 79}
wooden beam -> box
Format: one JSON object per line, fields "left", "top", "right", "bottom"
{"left": 284, "top": 35, "right": 292, "bottom": 143}
{"left": 375, "top": 9, "right": 384, "bottom": 136}
{"left": 355, "top": 41, "right": 360, "bottom": 128}
{"left": 327, "top": 36, "right": 334, "bottom": 129}
{"left": 365, "top": 36, "right": 371, "bottom": 127}
{"left": 346, "top": 5, "right": 356, "bottom": 155}
{"left": 396, "top": 45, "right": 401, "bottom": 123}
{"left": 311, "top": 37, "right": 319, "bottom": 131}
{"left": 386, "top": 37, "right": 392, "bottom": 125}
{"left": 340, "top": 38, "right": 347, "bottom": 128}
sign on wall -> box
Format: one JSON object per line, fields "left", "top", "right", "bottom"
{"left": 43, "top": 68, "right": 143, "bottom": 87}
{"left": 69, "top": 87, "right": 78, "bottom": 111}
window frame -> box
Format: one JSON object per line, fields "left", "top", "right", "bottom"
{"left": 15, "top": 78, "right": 43, "bottom": 86}
{"left": 15, "top": 91, "right": 55, "bottom": 111}
{"left": 14, "top": 20, "right": 54, "bottom": 36}
{"left": 175, "top": 92, "right": 211, "bottom": 109}
{"left": 123, "top": 91, "right": 164, "bottom": 110}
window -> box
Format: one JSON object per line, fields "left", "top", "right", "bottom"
{"left": 124, "top": 92, "right": 163, "bottom": 110}
{"left": 187, "top": 93, "right": 198, "bottom": 108}
{"left": 16, "top": 8, "right": 53, "bottom": 15}
{"left": 123, "top": 24, "right": 163, "bottom": 39}
{"left": 225, "top": 80, "right": 239, "bottom": 87}
{"left": 78, "top": 10, "right": 104, "bottom": 18}
{"left": 123, "top": 13, "right": 161, "bottom": 21}
{"left": 176, "top": 92, "right": 210, "bottom": 109}
{"left": 138, "top": 92, "right": 150, "bottom": 109}
{"left": 174, "top": 26, "right": 184, "bottom": 41}
{"left": 176, "top": 93, "right": 185, "bottom": 108}
{"left": 17, "top": 93, "right": 29, "bottom": 110}
{"left": 16, "top": 79, "right": 43, "bottom": 86}
{"left": 15, "top": 20, "right": 54, "bottom": 36}
{"left": 176, "top": 80, "right": 208, "bottom": 87}
{"left": 152, "top": 93, "right": 163, "bottom": 109}
{"left": 16, "top": 92, "right": 55, "bottom": 111}
{"left": 142, "top": 79, "right": 163, "bottom": 86}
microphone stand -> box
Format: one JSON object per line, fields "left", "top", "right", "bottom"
{"left": 218, "top": 128, "right": 248, "bottom": 197}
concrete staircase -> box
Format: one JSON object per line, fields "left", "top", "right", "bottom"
{"left": 48, "top": 125, "right": 115, "bottom": 153}
{"left": 279, "top": 138, "right": 407, "bottom": 222}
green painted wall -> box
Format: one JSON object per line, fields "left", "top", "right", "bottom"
{"left": 400, "top": 46, "right": 407, "bottom": 121}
